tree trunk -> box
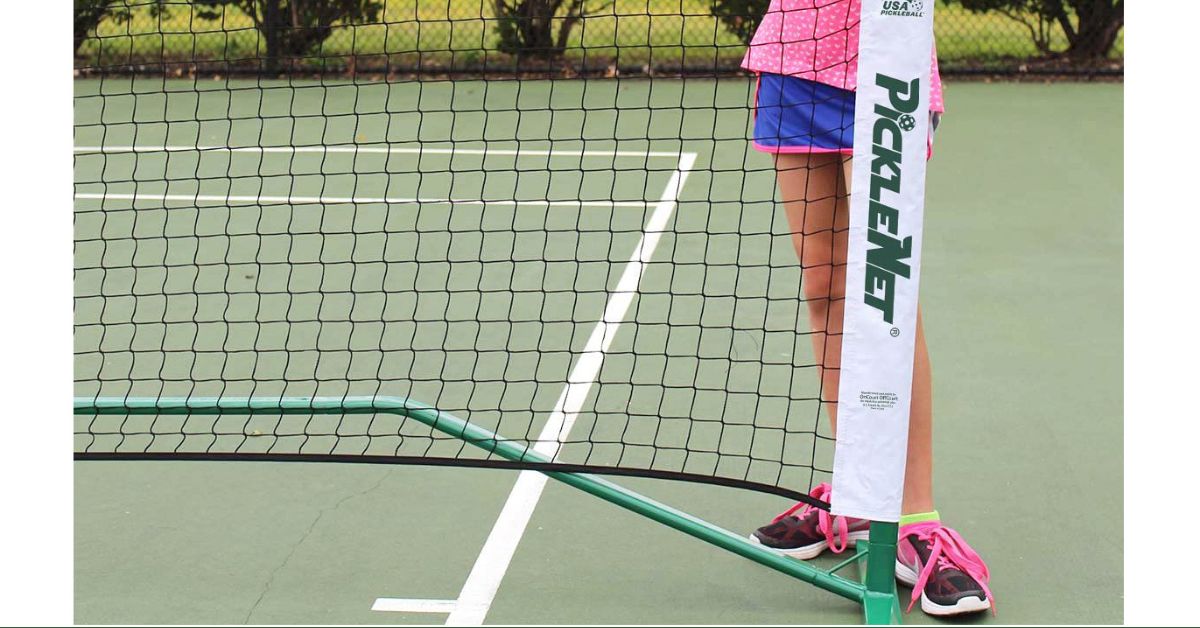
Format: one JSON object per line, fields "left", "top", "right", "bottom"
{"left": 494, "top": 0, "right": 574, "bottom": 59}
{"left": 1064, "top": 0, "right": 1123, "bottom": 61}
{"left": 521, "top": 0, "right": 561, "bottom": 58}
{"left": 262, "top": 0, "right": 284, "bottom": 73}
{"left": 555, "top": 0, "right": 587, "bottom": 51}
{"left": 74, "top": 25, "right": 91, "bottom": 54}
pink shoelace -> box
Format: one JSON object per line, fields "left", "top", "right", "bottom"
{"left": 771, "top": 482, "right": 853, "bottom": 553}
{"left": 900, "top": 521, "right": 996, "bottom": 614}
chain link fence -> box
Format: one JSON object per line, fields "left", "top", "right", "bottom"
{"left": 74, "top": 0, "right": 1123, "bottom": 78}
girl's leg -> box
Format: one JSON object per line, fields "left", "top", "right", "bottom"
{"left": 905, "top": 310, "right": 934, "bottom": 515}
{"left": 775, "top": 152, "right": 848, "bottom": 432}
{"left": 774, "top": 152, "right": 934, "bottom": 515}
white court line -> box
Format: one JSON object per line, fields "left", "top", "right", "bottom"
{"left": 435, "top": 152, "right": 697, "bottom": 626}
{"left": 73, "top": 141, "right": 700, "bottom": 621}
{"left": 371, "top": 598, "right": 459, "bottom": 613}
{"left": 73, "top": 145, "right": 684, "bottom": 159}
{"left": 72, "top": 192, "right": 651, "bottom": 210}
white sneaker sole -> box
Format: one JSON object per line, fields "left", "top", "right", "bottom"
{"left": 749, "top": 537, "right": 991, "bottom": 616}
{"left": 746, "top": 530, "right": 871, "bottom": 560}
{"left": 894, "top": 561, "right": 991, "bottom": 616}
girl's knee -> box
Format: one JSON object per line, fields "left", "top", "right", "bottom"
{"left": 800, "top": 264, "right": 845, "bottom": 302}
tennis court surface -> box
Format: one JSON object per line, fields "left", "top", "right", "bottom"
{"left": 73, "top": 4, "right": 1122, "bottom": 624}
{"left": 75, "top": 77, "right": 1121, "bottom": 624}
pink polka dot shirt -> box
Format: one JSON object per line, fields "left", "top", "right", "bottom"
{"left": 741, "top": 0, "right": 945, "bottom": 112}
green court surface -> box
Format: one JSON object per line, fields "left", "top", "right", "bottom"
{"left": 75, "top": 80, "right": 1122, "bottom": 624}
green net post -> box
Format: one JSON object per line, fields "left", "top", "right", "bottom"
{"left": 860, "top": 521, "right": 902, "bottom": 624}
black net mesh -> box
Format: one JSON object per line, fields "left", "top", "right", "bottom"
{"left": 73, "top": 0, "right": 856, "bottom": 504}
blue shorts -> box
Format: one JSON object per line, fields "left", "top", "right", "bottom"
{"left": 752, "top": 73, "right": 940, "bottom": 156}
{"left": 752, "top": 73, "right": 855, "bottom": 154}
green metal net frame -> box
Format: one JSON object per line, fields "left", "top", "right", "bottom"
{"left": 75, "top": 395, "right": 902, "bottom": 624}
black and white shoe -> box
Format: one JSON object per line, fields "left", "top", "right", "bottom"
{"left": 895, "top": 521, "right": 994, "bottom": 616}
{"left": 748, "top": 483, "right": 870, "bottom": 559}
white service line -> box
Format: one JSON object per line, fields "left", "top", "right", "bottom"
{"left": 440, "top": 152, "right": 697, "bottom": 626}
{"left": 73, "top": 145, "right": 684, "bottom": 159}
{"left": 371, "top": 598, "right": 459, "bottom": 614}
{"left": 72, "top": 192, "right": 651, "bottom": 210}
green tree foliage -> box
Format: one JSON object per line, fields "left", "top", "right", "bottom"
{"left": 192, "top": 0, "right": 383, "bottom": 70}
{"left": 946, "top": 0, "right": 1123, "bottom": 61}
{"left": 711, "top": 0, "right": 1121, "bottom": 62}
{"left": 74, "top": 0, "right": 155, "bottom": 53}
{"left": 493, "top": 0, "right": 611, "bottom": 59}
{"left": 75, "top": 0, "right": 383, "bottom": 70}
{"left": 709, "top": 0, "right": 769, "bottom": 46}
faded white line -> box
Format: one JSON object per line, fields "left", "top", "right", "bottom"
{"left": 72, "top": 192, "right": 651, "bottom": 210}
{"left": 73, "top": 145, "right": 683, "bottom": 159}
{"left": 443, "top": 152, "right": 697, "bottom": 626}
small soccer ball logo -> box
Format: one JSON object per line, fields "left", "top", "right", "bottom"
{"left": 909, "top": 1, "right": 923, "bottom": 12}
{"left": 898, "top": 114, "right": 916, "bottom": 131}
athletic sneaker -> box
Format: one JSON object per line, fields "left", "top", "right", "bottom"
{"left": 895, "top": 520, "right": 995, "bottom": 616}
{"left": 748, "top": 483, "right": 870, "bottom": 559}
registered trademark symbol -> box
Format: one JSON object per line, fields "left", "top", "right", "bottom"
{"left": 890, "top": 327, "right": 900, "bottom": 337}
